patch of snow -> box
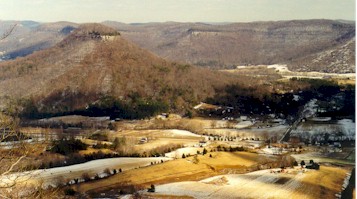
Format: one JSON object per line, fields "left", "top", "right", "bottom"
{"left": 167, "top": 129, "right": 202, "bottom": 137}
{"left": 156, "top": 169, "right": 308, "bottom": 199}
{"left": 337, "top": 119, "right": 355, "bottom": 137}
{"left": 236, "top": 65, "right": 247, "bottom": 69}
{"left": 291, "top": 119, "right": 355, "bottom": 140}
{"left": 302, "top": 99, "right": 318, "bottom": 118}
{"left": 234, "top": 121, "right": 253, "bottom": 129}
{"left": 341, "top": 172, "right": 352, "bottom": 190}
{"left": 0, "top": 139, "right": 33, "bottom": 149}
{"left": 0, "top": 157, "right": 171, "bottom": 188}
{"left": 309, "top": 117, "right": 331, "bottom": 122}
{"left": 119, "top": 195, "right": 134, "bottom": 199}
{"left": 194, "top": 103, "right": 204, "bottom": 109}
{"left": 165, "top": 147, "right": 203, "bottom": 158}
{"left": 267, "top": 64, "right": 291, "bottom": 72}
{"left": 258, "top": 146, "right": 286, "bottom": 155}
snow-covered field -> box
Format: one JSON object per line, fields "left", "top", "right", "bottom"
{"left": 291, "top": 119, "right": 355, "bottom": 140}
{"left": 206, "top": 124, "right": 288, "bottom": 139}
{"left": 234, "top": 121, "right": 254, "bottom": 129}
{"left": 153, "top": 166, "right": 349, "bottom": 199}
{"left": 338, "top": 119, "right": 355, "bottom": 137}
{"left": 0, "top": 157, "right": 171, "bottom": 188}
{"left": 165, "top": 147, "right": 203, "bottom": 158}
{"left": 154, "top": 168, "right": 310, "bottom": 199}
{"left": 259, "top": 146, "right": 289, "bottom": 155}
{"left": 267, "top": 64, "right": 291, "bottom": 72}
{"left": 302, "top": 99, "right": 318, "bottom": 118}
{"left": 117, "top": 129, "right": 203, "bottom": 139}
{"left": 292, "top": 152, "right": 354, "bottom": 165}
{"left": 291, "top": 98, "right": 355, "bottom": 141}
{"left": 308, "top": 117, "right": 331, "bottom": 122}
{"left": 165, "top": 129, "right": 202, "bottom": 137}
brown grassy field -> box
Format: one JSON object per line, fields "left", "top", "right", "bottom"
{"left": 75, "top": 151, "right": 274, "bottom": 195}
{"left": 111, "top": 129, "right": 204, "bottom": 152}
{"left": 295, "top": 165, "right": 350, "bottom": 199}
{"left": 337, "top": 78, "right": 355, "bottom": 85}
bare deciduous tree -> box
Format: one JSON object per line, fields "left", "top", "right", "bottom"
{"left": 0, "top": 111, "right": 42, "bottom": 198}
{"left": 0, "top": 25, "right": 56, "bottom": 197}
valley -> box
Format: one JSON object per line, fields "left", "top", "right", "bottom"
{"left": 1, "top": 100, "right": 354, "bottom": 198}
{"left": 0, "top": 20, "right": 355, "bottom": 199}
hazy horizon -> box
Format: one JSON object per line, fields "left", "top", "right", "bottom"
{"left": 0, "top": 0, "right": 355, "bottom": 23}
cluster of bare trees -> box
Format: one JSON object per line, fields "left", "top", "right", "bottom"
{"left": 0, "top": 112, "right": 54, "bottom": 198}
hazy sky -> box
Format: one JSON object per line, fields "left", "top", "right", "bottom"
{"left": 0, "top": 0, "right": 355, "bottom": 23}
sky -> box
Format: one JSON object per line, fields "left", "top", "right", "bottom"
{"left": 0, "top": 0, "right": 355, "bottom": 23}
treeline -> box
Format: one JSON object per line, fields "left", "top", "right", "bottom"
{"left": 39, "top": 151, "right": 142, "bottom": 169}
{"left": 50, "top": 138, "right": 88, "bottom": 155}
{"left": 206, "top": 84, "right": 304, "bottom": 120}
{"left": 39, "top": 138, "right": 181, "bottom": 170}
{"left": 205, "top": 78, "right": 354, "bottom": 121}
{"left": 19, "top": 95, "right": 168, "bottom": 120}
{"left": 215, "top": 145, "right": 245, "bottom": 152}
{"left": 39, "top": 148, "right": 176, "bottom": 170}
{"left": 13, "top": 77, "right": 355, "bottom": 122}
{"left": 299, "top": 78, "right": 355, "bottom": 119}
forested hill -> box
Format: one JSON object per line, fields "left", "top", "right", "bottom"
{"left": 0, "top": 23, "right": 242, "bottom": 118}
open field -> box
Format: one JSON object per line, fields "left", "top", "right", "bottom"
{"left": 165, "top": 147, "right": 205, "bottom": 158}
{"left": 111, "top": 129, "right": 205, "bottom": 152}
{"left": 205, "top": 124, "right": 288, "bottom": 140}
{"left": 0, "top": 157, "right": 171, "bottom": 188}
{"left": 113, "top": 129, "right": 203, "bottom": 139}
{"left": 76, "top": 152, "right": 276, "bottom": 196}
{"left": 5, "top": 115, "right": 354, "bottom": 198}
{"left": 153, "top": 165, "right": 351, "bottom": 199}
{"left": 292, "top": 152, "right": 355, "bottom": 165}
{"left": 223, "top": 65, "right": 355, "bottom": 84}
{"left": 290, "top": 119, "right": 355, "bottom": 140}
{"left": 226, "top": 64, "right": 355, "bottom": 76}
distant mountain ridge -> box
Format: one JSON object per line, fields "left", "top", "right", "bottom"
{"left": 105, "top": 19, "right": 355, "bottom": 73}
{"left": 0, "top": 19, "right": 355, "bottom": 73}
{"left": 0, "top": 20, "right": 78, "bottom": 60}
{"left": 0, "top": 23, "right": 238, "bottom": 114}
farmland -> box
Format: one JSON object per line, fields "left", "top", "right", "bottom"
{"left": 76, "top": 151, "right": 277, "bottom": 197}
{"left": 1, "top": 109, "right": 354, "bottom": 197}
{"left": 0, "top": 55, "right": 354, "bottom": 198}
{"left": 153, "top": 165, "right": 351, "bottom": 199}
